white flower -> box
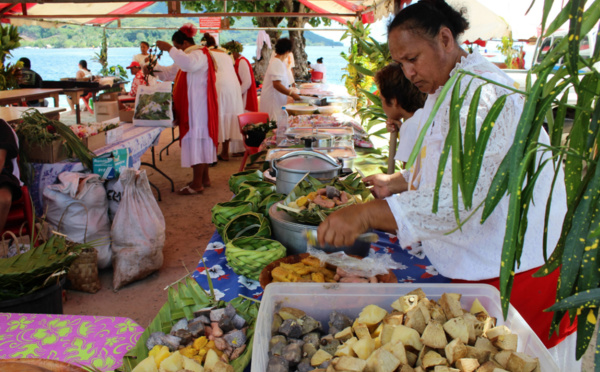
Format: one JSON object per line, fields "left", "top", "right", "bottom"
{"left": 200, "top": 264, "right": 225, "bottom": 278}
{"left": 206, "top": 242, "right": 225, "bottom": 251}
{"left": 212, "top": 288, "right": 226, "bottom": 301}
{"left": 238, "top": 276, "right": 260, "bottom": 290}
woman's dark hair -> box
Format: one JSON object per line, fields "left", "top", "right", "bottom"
{"left": 375, "top": 64, "right": 426, "bottom": 113}
{"left": 140, "top": 41, "right": 150, "bottom": 48}
{"left": 19, "top": 57, "right": 31, "bottom": 69}
{"left": 172, "top": 30, "right": 195, "bottom": 45}
{"left": 201, "top": 33, "right": 217, "bottom": 48}
{"left": 79, "top": 60, "right": 90, "bottom": 72}
{"left": 388, "top": 0, "right": 469, "bottom": 41}
{"left": 317, "top": 57, "right": 323, "bottom": 63}
{"left": 274, "top": 38, "right": 293, "bottom": 55}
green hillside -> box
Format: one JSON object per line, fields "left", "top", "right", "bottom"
{"left": 18, "top": 3, "right": 342, "bottom": 48}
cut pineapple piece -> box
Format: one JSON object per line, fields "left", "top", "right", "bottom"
{"left": 204, "top": 349, "right": 220, "bottom": 371}
{"left": 182, "top": 356, "right": 205, "bottom": 372}
{"left": 159, "top": 351, "right": 183, "bottom": 372}
{"left": 153, "top": 346, "right": 171, "bottom": 368}
{"left": 132, "top": 356, "right": 158, "bottom": 372}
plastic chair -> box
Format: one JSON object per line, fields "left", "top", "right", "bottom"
{"left": 2, "top": 185, "right": 34, "bottom": 238}
{"left": 311, "top": 71, "right": 324, "bottom": 82}
{"left": 238, "top": 112, "right": 270, "bottom": 172}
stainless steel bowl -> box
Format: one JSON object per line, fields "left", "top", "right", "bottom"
{"left": 269, "top": 202, "right": 371, "bottom": 256}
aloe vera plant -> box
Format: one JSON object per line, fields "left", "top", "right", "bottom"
{"left": 406, "top": 0, "right": 600, "bottom": 361}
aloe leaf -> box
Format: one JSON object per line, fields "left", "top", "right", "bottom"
{"left": 350, "top": 62, "right": 375, "bottom": 77}
{"left": 481, "top": 153, "right": 510, "bottom": 222}
{"left": 463, "top": 84, "right": 483, "bottom": 183}
{"left": 550, "top": 91, "right": 570, "bottom": 151}
{"left": 359, "top": 88, "right": 382, "bottom": 106}
{"left": 578, "top": 307, "right": 597, "bottom": 359}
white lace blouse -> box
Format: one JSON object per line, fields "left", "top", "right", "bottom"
{"left": 386, "top": 51, "right": 567, "bottom": 280}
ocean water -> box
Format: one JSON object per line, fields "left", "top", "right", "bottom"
{"left": 9, "top": 45, "right": 349, "bottom": 107}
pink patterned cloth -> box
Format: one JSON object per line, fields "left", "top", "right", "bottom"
{"left": 0, "top": 313, "right": 143, "bottom": 371}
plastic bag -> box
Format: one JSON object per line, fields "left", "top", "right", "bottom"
{"left": 111, "top": 168, "right": 165, "bottom": 290}
{"left": 133, "top": 81, "right": 173, "bottom": 127}
{"left": 43, "top": 172, "right": 112, "bottom": 268}
{"left": 307, "top": 245, "right": 405, "bottom": 278}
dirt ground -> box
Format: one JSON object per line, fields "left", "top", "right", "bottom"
{"left": 59, "top": 111, "right": 596, "bottom": 371}
{"left": 62, "top": 115, "right": 240, "bottom": 327}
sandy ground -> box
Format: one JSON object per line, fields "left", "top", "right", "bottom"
{"left": 58, "top": 111, "right": 596, "bottom": 371}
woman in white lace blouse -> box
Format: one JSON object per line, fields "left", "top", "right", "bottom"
{"left": 317, "top": 0, "right": 577, "bottom": 368}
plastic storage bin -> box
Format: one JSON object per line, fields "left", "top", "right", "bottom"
{"left": 252, "top": 283, "right": 559, "bottom": 372}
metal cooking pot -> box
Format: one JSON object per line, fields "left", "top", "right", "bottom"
{"left": 269, "top": 202, "right": 371, "bottom": 256}
{"left": 270, "top": 150, "right": 342, "bottom": 195}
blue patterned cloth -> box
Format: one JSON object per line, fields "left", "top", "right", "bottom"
{"left": 192, "top": 230, "right": 451, "bottom": 303}
{"left": 30, "top": 124, "right": 163, "bottom": 216}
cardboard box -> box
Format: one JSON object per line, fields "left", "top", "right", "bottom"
{"left": 98, "top": 92, "right": 119, "bottom": 101}
{"left": 92, "top": 148, "right": 131, "bottom": 179}
{"left": 23, "top": 139, "right": 68, "bottom": 164}
{"left": 252, "top": 283, "right": 560, "bottom": 372}
{"left": 119, "top": 109, "right": 134, "bottom": 123}
{"left": 95, "top": 100, "right": 119, "bottom": 122}
{"left": 82, "top": 131, "right": 107, "bottom": 152}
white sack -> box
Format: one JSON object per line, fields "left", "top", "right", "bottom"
{"left": 43, "top": 172, "right": 112, "bottom": 268}
{"left": 111, "top": 168, "right": 165, "bottom": 289}
{"left": 105, "top": 178, "right": 123, "bottom": 222}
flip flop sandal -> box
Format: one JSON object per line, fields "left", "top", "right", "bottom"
{"left": 177, "top": 185, "right": 203, "bottom": 195}
{"left": 217, "top": 155, "right": 230, "bottom": 161}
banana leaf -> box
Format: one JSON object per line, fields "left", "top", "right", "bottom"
{"left": 222, "top": 212, "right": 271, "bottom": 244}
{"left": 228, "top": 170, "right": 264, "bottom": 194}
{"left": 231, "top": 187, "right": 263, "bottom": 207}
{"left": 211, "top": 200, "right": 255, "bottom": 236}
{"left": 259, "top": 193, "right": 286, "bottom": 216}
{"left": 278, "top": 173, "right": 373, "bottom": 225}
{"left": 238, "top": 180, "right": 276, "bottom": 198}
{"left": 0, "top": 234, "right": 87, "bottom": 300}
{"left": 120, "top": 277, "right": 259, "bottom": 372}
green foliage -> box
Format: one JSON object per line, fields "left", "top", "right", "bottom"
{"left": 496, "top": 34, "right": 519, "bottom": 68}
{"left": 410, "top": 0, "right": 600, "bottom": 360}
{"left": 341, "top": 21, "right": 391, "bottom": 138}
{"left": 0, "top": 23, "right": 22, "bottom": 90}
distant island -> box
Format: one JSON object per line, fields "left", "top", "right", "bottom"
{"left": 18, "top": 3, "right": 343, "bottom": 49}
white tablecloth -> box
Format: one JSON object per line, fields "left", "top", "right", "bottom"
{"left": 30, "top": 124, "right": 164, "bottom": 216}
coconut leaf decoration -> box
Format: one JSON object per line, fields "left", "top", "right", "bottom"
{"left": 259, "top": 193, "right": 286, "bottom": 216}
{"left": 278, "top": 173, "right": 373, "bottom": 225}
{"left": 238, "top": 180, "right": 276, "bottom": 198}
{"left": 222, "top": 212, "right": 271, "bottom": 244}
{"left": 121, "top": 277, "right": 259, "bottom": 372}
{"left": 231, "top": 187, "right": 262, "bottom": 207}
{"left": 225, "top": 237, "right": 286, "bottom": 280}
{"left": 211, "top": 200, "right": 256, "bottom": 236}
{"left": 0, "top": 234, "right": 87, "bottom": 300}
{"left": 228, "top": 170, "right": 264, "bottom": 194}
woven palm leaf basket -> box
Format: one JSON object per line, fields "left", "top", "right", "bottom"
{"left": 225, "top": 237, "right": 286, "bottom": 280}
{"left": 222, "top": 212, "right": 271, "bottom": 244}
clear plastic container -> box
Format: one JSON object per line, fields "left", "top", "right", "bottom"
{"left": 276, "top": 107, "right": 289, "bottom": 146}
{"left": 251, "top": 283, "right": 559, "bottom": 372}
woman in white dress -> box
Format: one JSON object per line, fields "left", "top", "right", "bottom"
{"left": 133, "top": 41, "right": 151, "bottom": 67}
{"left": 154, "top": 24, "right": 219, "bottom": 195}
{"left": 67, "top": 60, "right": 93, "bottom": 114}
{"left": 202, "top": 33, "right": 245, "bottom": 161}
{"left": 259, "top": 38, "right": 301, "bottom": 120}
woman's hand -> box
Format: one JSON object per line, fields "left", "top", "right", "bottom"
{"left": 386, "top": 118, "right": 402, "bottom": 133}
{"left": 291, "top": 92, "right": 302, "bottom": 101}
{"left": 156, "top": 41, "right": 172, "bottom": 52}
{"left": 363, "top": 172, "right": 409, "bottom": 199}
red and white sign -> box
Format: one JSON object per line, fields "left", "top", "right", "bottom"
{"left": 199, "top": 17, "right": 221, "bottom": 33}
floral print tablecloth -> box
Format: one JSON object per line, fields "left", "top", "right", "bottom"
{"left": 193, "top": 230, "right": 451, "bottom": 303}
{"left": 0, "top": 313, "right": 143, "bottom": 371}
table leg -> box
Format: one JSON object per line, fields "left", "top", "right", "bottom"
{"left": 141, "top": 146, "right": 175, "bottom": 192}
{"left": 52, "top": 93, "right": 59, "bottom": 107}
{"left": 75, "top": 103, "right": 81, "bottom": 124}
{"left": 149, "top": 181, "right": 162, "bottom": 201}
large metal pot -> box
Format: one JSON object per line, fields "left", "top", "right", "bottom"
{"left": 269, "top": 202, "right": 370, "bottom": 256}
{"left": 270, "top": 150, "right": 341, "bottom": 195}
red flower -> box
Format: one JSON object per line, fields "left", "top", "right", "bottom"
{"left": 180, "top": 23, "right": 197, "bottom": 38}
{"left": 46, "top": 125, "right": 56, "bottom": 133}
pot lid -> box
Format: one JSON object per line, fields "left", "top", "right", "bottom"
{"left": 276, "top": 151, "right": 341, "bottom": 173}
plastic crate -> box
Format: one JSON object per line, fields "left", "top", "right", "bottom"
{"left": 251, "top": 283, "right": 559, "bottom": 371}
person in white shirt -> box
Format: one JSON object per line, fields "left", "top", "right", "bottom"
{"left": 133, "top": 41, "right": 152, "bottom": 67}
{"left": 259, "top": 38, "right": 301, "bottom": 120}
{"left": 317, "top": 1, "right": 577, "bottom": 370}
{"left": 312, "top": 57, "right": 326, "bottom": 82}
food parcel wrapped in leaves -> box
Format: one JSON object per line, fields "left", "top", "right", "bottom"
{"left": 229, "top": 170, "right": 264, "bottom": 194}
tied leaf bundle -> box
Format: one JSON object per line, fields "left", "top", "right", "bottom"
{"left": 231, "top": 187, "right": 262, "bottom": 207}
{"left": 229, "top": 169, "right": 264, "bottom": 194}
{"left": 258, "top": 193, "right": 286, "bottom": 216}
{"left": 222, "top": 212, "right": 271, "bottom": 244}
{"left": 0, "top": 234, "right": 88, "bottom": 300}
{"left": 121, "top": 277, "right": 259, "bottom": 372}
{"left": 211, "top": 200, "right": 255, "bottom": 237}
{"left": 17, "top": 109, "right": 95, "bottom": 169}
{"left": 279, "top": 173, "right": 373, "bottom": 225}
{"left": 225, "top": 237, "right": 286, "bottom": 280}
{"left": 238, "top": 180, "right": 276, "bottom": 199}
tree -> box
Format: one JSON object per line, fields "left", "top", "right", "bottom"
{"left": 184, "top": 0, "right": 331, "bottom": 81}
